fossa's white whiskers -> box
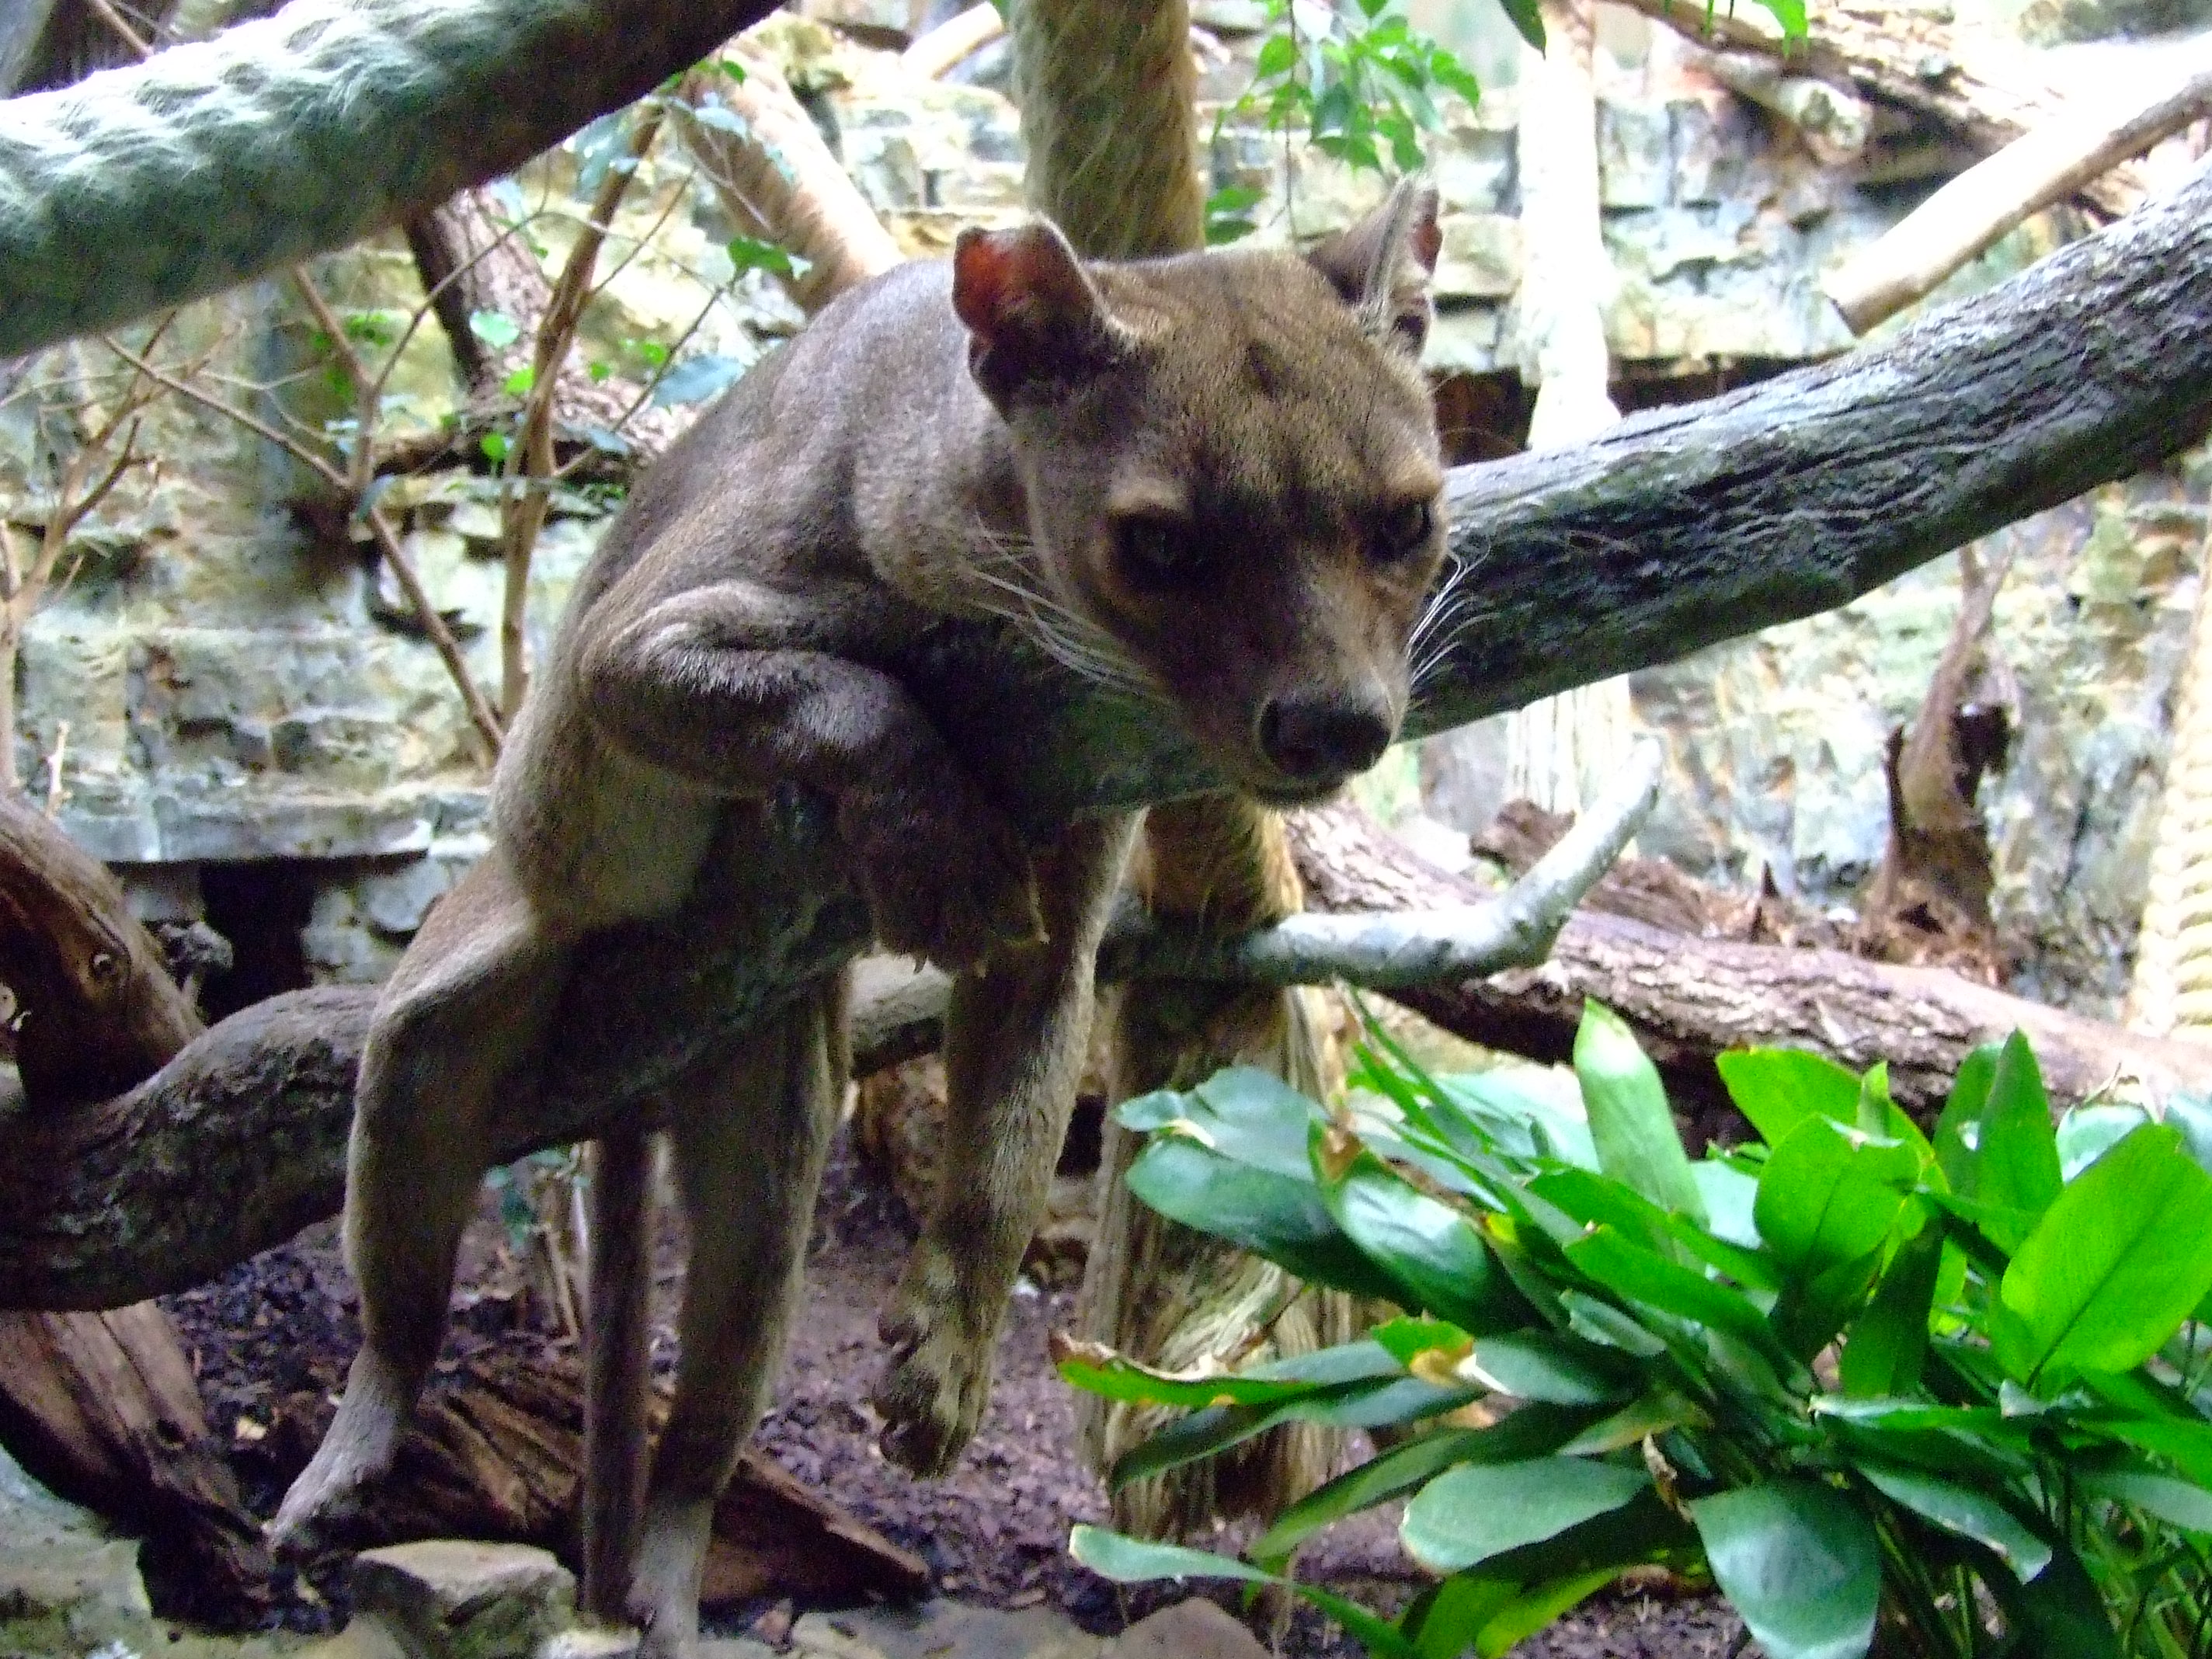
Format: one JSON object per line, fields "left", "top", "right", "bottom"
{"left": 964, "top": 523, "right": 1163, "bottom": 702}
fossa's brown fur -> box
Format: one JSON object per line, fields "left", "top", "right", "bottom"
{"left": 271, "top": 182, "right": 1447, "bottom": 1654}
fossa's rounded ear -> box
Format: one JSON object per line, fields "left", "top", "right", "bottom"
{"left": 1305, "top": 176, "right": 1442, "bottom": 356}
{"left": 953, "top": 220, "right": 1133, "bottom": 403}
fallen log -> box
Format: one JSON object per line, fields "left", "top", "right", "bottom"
{"left": 1284, "top": 801, "right": 2212, "bottom": 1132}
{"left": 0, "top": 1301, "right": 267, "bottom": 1622}
{"left": 261, "top": 1347, "right": 930, "bottom": 1608}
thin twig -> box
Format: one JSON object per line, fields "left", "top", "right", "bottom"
{"left": 102, "top": 334, "right": 506, "bottom": 754}
{"left": 497, "top": 106, "right": 666, "bottom": 718}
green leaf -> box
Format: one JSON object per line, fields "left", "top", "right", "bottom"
{"left": 1933, "top": 1043, "right": 1999, "bottom": 1195}
{"left": 468, "top": 308, "right": 521, "bottom": 349}
{"left": 1456, "top": 1331, "right": 1634, "bottom": 1407}
{"left": 1371, "top": 1316, "right": 1470, "bottom": 1369}
{"left": 1564, "top": 1227, "right": 1785, "bottom": 1362}
{"left": 1991, "top": 1124, "right": 2212, "bottom": 1384}
{"left": 1112, "top": 1372, "right": 1475, "bottom": 1487}
{"left": 2009, "top": 1544, "right": 2120, "bottom": 1659}
{"left": 1974, "top": 1032, "right": 2061, "bottom": 1249}
{"left": 1493, "top": 0, "right": 1546, "bottom": 50}
{"left": 1403, "top": 1576, "right": 1517, "bottom": 1659}
{"left": 1690, "top": 1159, "right": 1763, "bottom": 1249}
{"left": 726, "top": 234, "right": 800, "bottom": 276}
{"left": 1320, "top": 1139, "right": 1531, "bottom": 1333}
{"left": 1473, "top": 1568, "right": 1621, "bottom": 1656}
{"left": 478, "top": 430, "right": 511, "bottom": 464}
{"left": 1068, "top": 1527, "right": 1417, "bottom": 1657}
{"left": 1253, "top": 1407, "right": 1597, "bottom": 1567}
{"left": 1752, "top": 0, "right": 1809, "bottom": 37}
{"left": 1560, "top": 1289, "right": 1666, "bottom": 1357}
{"left": 1121, "top": 1066, "right": 1325, "bottom": 1180}
{"left": 2078, "top": 1466, "right": 2212, "bottom": 1535}
{"left": 1575, "top": 1003, "right": 1706, "bottom": 1223}
{"left": 1755, "top": 1118, "right": 1918, "bottom": 1278}
{"left": 1838, "top": 1216, "right": 1941, "bottom": 1397}
{"left": 1255, "top": 31, "right": 1298, "bottom": 77}
{"left": 502, "top": 365, "right": 534, "bottom": 398}
{"left": 1402, "top": 1457, "right": 1650, "bottom": 1574}
{"left": 2056, "top": 1103, "right": 2147, "bottom": 1181}
{"left": 1717, "top": 1048, "right": 1862, "bottom": 1146}
{"left": 1125, "top": 1136, "right": 1400, "bottom": 1303}
{"left": 1431, "top": 56, "right": 1482, "bottom": 108}
{"left": 1056, "top": 1341, "right": 1393, "bottom": 1410}
{"left": 1558, "top": 1389, "right": 1703, "bottom": 1456}
{"left": 1852, "top": 1459, "right": 2051, "bottom": 1580}
{"left": 1070, "top": 1525, "right": 1272, "bottom": 1587}
{"left": 1690, "top": 1481, "right": 1880, "bottom": 1659}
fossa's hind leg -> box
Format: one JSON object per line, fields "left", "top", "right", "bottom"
{"left": 624, "top": 976, "right": 845, "bottom": 1657}
{"left": 271, "top": 854, "right": 573, "bottom": 1552}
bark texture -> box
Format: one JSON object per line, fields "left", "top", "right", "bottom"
{"left": 0, "top": 0, "right": 785, "bottom": 353}
{"left": 1622, "top": 0, "right": 2145, "bottom": 216}
{"left": 6, "top": 165, "right": 2212, "bottom": 1309}
{"left": 257, "top": 1348, "right": 930, "bottom": 1608}
{"left": 1285, "top": 802, "right": 2212, "bottom": 1132}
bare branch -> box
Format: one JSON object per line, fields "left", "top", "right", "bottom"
{"left": 1097, "top": 743, "right": 1661, "bottom": 988}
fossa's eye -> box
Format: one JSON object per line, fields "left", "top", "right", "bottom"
{"left": 1371, "top": 499, "right": 1435, "bottom": 564}
{"left": 1114, "top": 515, "right": 1204, "bottom": 592}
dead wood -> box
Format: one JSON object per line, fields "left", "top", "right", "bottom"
{"left": 1287, "top": 801, "right": 2212, "bottom": 1138}
{"left": 0, "top": 790, "right": 199, "bottom": 1108}
{"left": 262, "top": 1347, "right": 930, "bottom": 1608}
{"left": 1622, "top": 0, "right": 2144, "bottom": 217}
{"left": 1473, "top": 799, "right": 1842, "bottom": 948}
{"left": 1857, "top": 548, "right": 2016, "bottom": 982}
{"left": 1824, "top": 44, "right": 2212, "bottom": 330}
{"left": 0, "top": 1302, "right": 267, "bottom": 1619}
{"left": 0, "top": 790, "right": 272, "bottom": 1606}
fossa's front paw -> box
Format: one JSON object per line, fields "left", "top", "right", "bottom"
{"left": 873, "top": 1253, "right": 996, "bottom": 1476}
{"left": 842, "top": 783, "right": 1042, "bottom": 972}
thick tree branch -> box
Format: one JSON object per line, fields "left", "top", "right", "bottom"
{"left": 5, "top": 162, "right": 2212, "bottom": 1311}
{"left": 0, "top": 0, "right": 783, "bottom": 355}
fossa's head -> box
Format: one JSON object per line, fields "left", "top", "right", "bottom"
{"left": 952, "top": 181, "right": 1448, "bottom": 806}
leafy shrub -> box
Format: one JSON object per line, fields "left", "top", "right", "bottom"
{"left": 1059, "top": 1005, "right": 2212, "bottom": 1657}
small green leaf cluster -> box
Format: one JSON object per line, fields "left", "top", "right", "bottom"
{"left": 1217, "top": 0, "right": 1490, "bottom": 225}
{"left": 1063, "top": 1008, "right": 2212, "bottom": 1657}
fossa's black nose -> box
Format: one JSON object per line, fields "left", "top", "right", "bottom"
{"left": 1257, "top": 690, "right": 1393, "bottom": 784}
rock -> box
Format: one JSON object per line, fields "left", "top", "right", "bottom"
{"left": 1103, "top": 1599, "right": 1269, "bottom": 1659}
{"left": 792, "top": 1601, "right": 1101, "bottom": 1659}
{"left": 351, "top": 1540, "right": 577, "bottom": 1659}
{"left": 538, "top": 1626, "right": 643, "bottom": 1659}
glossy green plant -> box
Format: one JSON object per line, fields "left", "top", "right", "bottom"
{"left": 1059, "top": 1007, "right": 2212, "bottom": 1657}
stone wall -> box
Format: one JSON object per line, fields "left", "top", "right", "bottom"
{"left": 0, "top": 5, "right": 2193, "bottom": 1015}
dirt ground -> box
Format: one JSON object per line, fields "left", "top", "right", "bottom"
{"left": 161, "top": 1132, "right": 1748, "bottom": 1657}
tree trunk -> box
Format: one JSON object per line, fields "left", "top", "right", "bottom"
{"left": 0, "top": 792, "right": 266, "bottom": 1615}
{"left": 1010, "top": 0, "right": 1351, "bottom": 1539}
{"left": 1856, "top": 548, "right": 2014, "bottom": 982}
{"left": 0, "top": 1301, "right": 268, "bottom": 1622}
